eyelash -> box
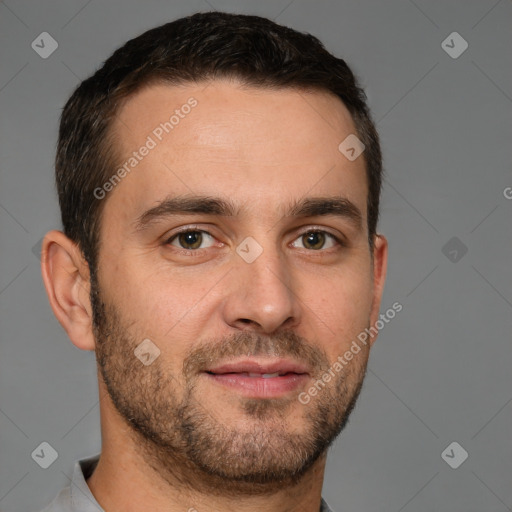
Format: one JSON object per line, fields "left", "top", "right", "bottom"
{"left": 164, "top": 227, "right": 344, "bottom": 254}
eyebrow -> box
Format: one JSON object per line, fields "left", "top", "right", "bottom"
{"left": 133, "top": 195, "right": 363, "bottom": 232}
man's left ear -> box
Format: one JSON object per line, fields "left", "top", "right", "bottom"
{"left": 369, "top": 233, "right": 388, "bottom": 346}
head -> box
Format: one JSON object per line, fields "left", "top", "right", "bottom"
{"left": 43, "top": 11, "right": 387, "bottom": 494}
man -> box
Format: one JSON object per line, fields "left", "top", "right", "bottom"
{"left": 40, "top": 11, "right": 387, "bottom": 512}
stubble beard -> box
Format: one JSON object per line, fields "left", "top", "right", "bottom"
{"left": 90, "top": 275, "right": 369, "bottom": 495}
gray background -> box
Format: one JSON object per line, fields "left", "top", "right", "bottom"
{"left": 0, "top": 1, "right": 511, "bottom": 511}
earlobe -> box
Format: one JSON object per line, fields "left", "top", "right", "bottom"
{"left": 41, "top": 230, "right": 96, "bottom": 351}
{"left": 369, "top": 233, "right": 389, "bottom": 345}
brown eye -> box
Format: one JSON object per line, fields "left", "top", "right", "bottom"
{"left": 291, "top": 231, "right": 338, "bottom": 251}
{"left": 168, "top": 230, "right": 215, "bottom": 250}
{"left": 303, "top": 232, "right": 325, "bottom": 250}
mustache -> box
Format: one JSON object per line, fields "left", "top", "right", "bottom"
{"left": 182, "top": 330, "right": 330, "bottom": 379}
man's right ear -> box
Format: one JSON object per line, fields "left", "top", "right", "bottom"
{"left": 41, "top": 230, "right": 96, "bottom": 351}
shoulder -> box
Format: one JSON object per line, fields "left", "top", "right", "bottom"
{"left": 37, "top": 486, "right": 72, "bottom": 512}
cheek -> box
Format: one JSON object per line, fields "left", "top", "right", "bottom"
{"left": 303, "top": 264, "right": 373, "bottom": 348}
{"left": 104, "top": 258, "right": 221, "bottom": 349}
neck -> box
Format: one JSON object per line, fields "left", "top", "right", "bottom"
{"left": 88, "top": 449, "right": 326, "bottom": 512}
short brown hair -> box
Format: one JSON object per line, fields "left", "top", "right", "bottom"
{"left": 56, "top": 11, "right": 383, "bottom": 274}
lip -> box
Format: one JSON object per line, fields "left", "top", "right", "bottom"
{"left": 203, "top": 358, "right": 310, "bottom": 398}
{"left": 206, "top": 358, "right": 310, "bottom": 376}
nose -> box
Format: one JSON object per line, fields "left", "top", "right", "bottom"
{"left": 221, "top": 247, "right": 301, "bottom": 334}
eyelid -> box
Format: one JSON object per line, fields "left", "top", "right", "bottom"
{"left": 293, "top": 226, "right": 345, "bottom": 245}
{"left": 164, "top": 224, "right": 209, "bottom": 240}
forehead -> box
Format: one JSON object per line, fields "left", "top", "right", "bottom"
{"left": 105, "top": 80, "right": 368, "bottom": 225}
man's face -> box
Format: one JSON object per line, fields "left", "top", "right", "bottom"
{"left": 91, "top": 80, "right": 385, "bottom": 491}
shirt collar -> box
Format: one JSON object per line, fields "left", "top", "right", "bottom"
{"left": 70, "top": 454, "right": 103, "bottom": 511}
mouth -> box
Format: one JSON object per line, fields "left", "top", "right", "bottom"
{"left": 203, "top": 359, "right": 310, "bottom": 398}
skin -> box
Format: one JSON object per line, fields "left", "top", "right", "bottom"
{"left": 42, "top": 80, "right": 388, "bottom": 512}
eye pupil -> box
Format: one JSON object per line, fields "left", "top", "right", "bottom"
{"left": 303, "top": 232, "right": 325, "bottom": 250}
{"left": 179, "top": 231, "right": 202, "bottom": 249}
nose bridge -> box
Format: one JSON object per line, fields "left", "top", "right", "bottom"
{"left": 224, "top": 235, "right": 300, "bottom": 333}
